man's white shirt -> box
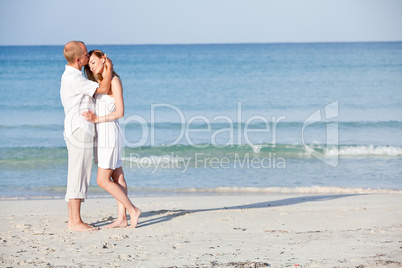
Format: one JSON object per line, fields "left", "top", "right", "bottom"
{"left": 60, "top": 65, "right": 99, "bottom": 140}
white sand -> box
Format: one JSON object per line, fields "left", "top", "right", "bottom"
{"left": 1, "top": 193, "right": 401, "bottom": 267}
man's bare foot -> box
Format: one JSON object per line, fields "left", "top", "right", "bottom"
{"left": 68, "top": 222, "right": 99, "bottom": 232}
{"left": 127, "top": 207, "right": 142, "bottom": 228}
{"left": 104, "top": 219, "right": 128, "bottom": 229}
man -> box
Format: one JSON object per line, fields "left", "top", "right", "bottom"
{"left": 60, "top": 41, "right": 112, "bottom": 231}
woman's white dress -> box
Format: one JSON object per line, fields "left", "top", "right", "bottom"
{"left": 94, "top": 85, "right": 124, "bottom": 170}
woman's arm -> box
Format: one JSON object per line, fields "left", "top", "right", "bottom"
{"left": 95, "top": 57, "right": 113, "bottom": 94}
{"left": 82, "top": 78, "right": 124, "bottom": 123}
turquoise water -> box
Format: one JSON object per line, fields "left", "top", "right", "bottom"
{"left": 0, "top": 42, "right": 401, "bottom": 198}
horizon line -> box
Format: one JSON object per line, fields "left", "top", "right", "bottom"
{"left": 1, "top": 40, "right": 402, "bottom": 47}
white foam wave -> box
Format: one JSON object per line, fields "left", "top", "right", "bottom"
{"left": 326, "top": 145, "right": 402, "bottom": 157}
{"left": 170, "top": 186, "right": 402, "bottom": 194}
{"left": 251, "top": 144, "right": 262, "bottom": 153}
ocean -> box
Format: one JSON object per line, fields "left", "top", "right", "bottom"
{"left": 1, "top": 42, "right": 401, "bottom": 199}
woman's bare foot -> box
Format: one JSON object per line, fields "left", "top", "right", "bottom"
{"left": 127, "top": 207, "right": 142, "bottom": 228}
{"left": 68, "top": 222, "right": 99, "bottom": 232}
{"left": 104, "top": 219, "right": 128, "bottom": 229}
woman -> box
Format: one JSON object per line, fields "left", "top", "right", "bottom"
{"left": 82, "top": 50, "right": 141, "bottom": 228}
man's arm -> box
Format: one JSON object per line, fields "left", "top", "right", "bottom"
{"left": 95, "top": 57, "right": 113, "bottom": 94}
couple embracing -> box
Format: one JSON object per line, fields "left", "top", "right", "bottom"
{"left": 60, "top": 41, "right": 141, "bottom": 231}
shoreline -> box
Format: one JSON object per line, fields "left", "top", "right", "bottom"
{"left": 1, "top": 185, "right": 402, "bottom": 201}
{"left": 1, "top": 193, "right": 401, "bottom": 267}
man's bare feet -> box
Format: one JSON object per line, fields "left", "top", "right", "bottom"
{"left": 104, "top": 219, "right": 128, "bottom": 229}
{"left": 127, "top": 207, "right": 142, "bottom": 228}
{"left": 68, "top": 222, "right": 99, "bottom": 232}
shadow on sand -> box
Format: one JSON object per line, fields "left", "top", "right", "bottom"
{"left": 94, "top": 194, "right": 358, "bottom": 228}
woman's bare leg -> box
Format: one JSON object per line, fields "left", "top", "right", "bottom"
{"left": 105, "top": 167, "right": 128, "bottom": 228}
{"left": 97, "top": 167, "right": 141, "bottom": 228}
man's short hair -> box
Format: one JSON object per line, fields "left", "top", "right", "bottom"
{"left": 63, "top": 41, "right": 85, "bottom": 63}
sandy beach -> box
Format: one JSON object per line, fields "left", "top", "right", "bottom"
{"left": 1, "top": 193, "right": 401, "bottom": 267}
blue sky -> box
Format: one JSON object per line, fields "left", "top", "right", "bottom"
{"left": 1, "top": 0, "right": 401, "bottom": 45}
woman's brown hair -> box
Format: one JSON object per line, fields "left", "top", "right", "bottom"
{"left": 84, "top": 49, "right": 119, "bottom": 82}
